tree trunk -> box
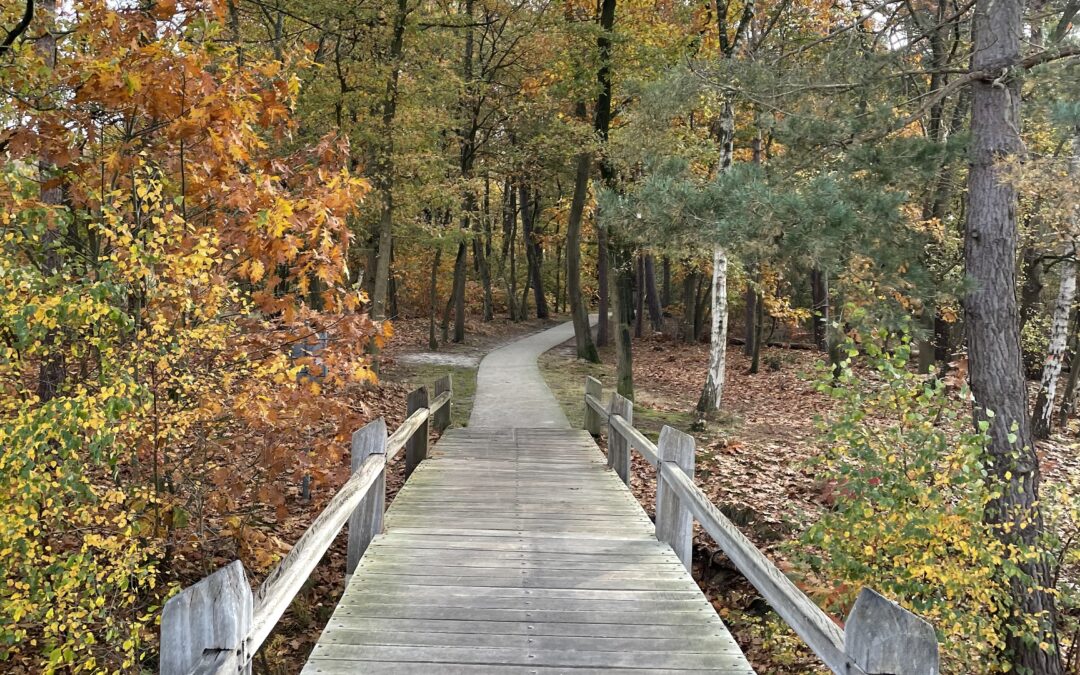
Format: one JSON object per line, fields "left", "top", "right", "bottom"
{"left": 644, "top": 255, "right": 662, "bottom": 332}
{"left": 369, "top": 0, "right": 409, "bottom": 321}
{"left": 474, "top": 185, "right": 494, "bottom": 321}
{"left": 661, "top": 256, "right": 671, "bottom": 308}
{"left": 451, "top": 240, "right": 467, "bottom": 343}
{"left": 749, "top": 289, "right": 764, "bottom": 374}
{"left": 597, "top": 228, "right": 610, "bottom": 345}
{"left": 428, "top": 248, "right": 441, "bottom": 350}
{"left": 1033, "top": 258, "right": 1077, "bottom": 439}
{"left": 519, "top": 184, "right": 548, "bottom": 319}
{"left": 934, "top": 312, "right": 951, "bottom": 363}
{"left": 1059, "top": 309, "right": 1080, "bottom": 425}
{"left": 566, "top": 147, "right": 599, "bottom": 360}
{"left": 1040, "top": 133, "right": 1080, "bottom": 433}
{"left": 696, "top": 95, "right": 735, "bottom": 414}
{"left": 743, "top": 278, "right": 756, "bottom": 356}
{"left": 502, "top": 183, "right": 520, "bottom": 320}
{"left": 810, "top": 268, "right": 828, "bottom": 351}
{"left": 965, "top": 0, "right": 1063, "bottom": 665}
{"left": 696, "top": 247, "right": 728, "bottom": 413}
{"left": 917, "top": 308, "right": 936, "bottom": 374}
{"left": 680, "top": 270, "right": 698, "bottom": 343}
{"left": 593, "top": 0, "right": 616, "bottom": 346}
{"left": 634, "top": 255, "right": 645, "bottom": 338}
{"left": 1018, "top": 246, "right": 1045, "bottom": 338}
{"left": 612, "top": 246, "right": 634, "bottom": 398}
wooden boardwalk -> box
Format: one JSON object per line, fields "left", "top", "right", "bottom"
{"left": 301, "top": 427, "right": 754, "bottom": 674}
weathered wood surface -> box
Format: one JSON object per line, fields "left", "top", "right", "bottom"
{"left": 160, "top": 561, "right": 251, "bottom": 675}
{"left": 655, "top": 426, "right": 694, "bottom": 570}
{"left": 404, "top": 386, "right": 429, "bottom": 477}
{"left": 347, "top": 418, "right": 387, "bottom": 575}
{"left": 302, "top": 428, "right": 753, "bottom": 674}
{"left": 433, "top": 375, "right": 452, "bottom": 432}
{"left": 606, "top": 394, "right": 633, "bottom": 485}
{"left": 662, "top": 466, "right": 866, "bottom": 675}
{"left": 845, "top": 588, "right": 939, "bottom": 675}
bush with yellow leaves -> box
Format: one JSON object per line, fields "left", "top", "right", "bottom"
{"left": 797, "top": 329, "right": 1054, "bottom": 673}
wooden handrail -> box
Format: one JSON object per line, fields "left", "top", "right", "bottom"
{"left": 161, "top": 375, "right": 453, "bottom": 675}
{"left": 662, "top": 466, "right": 864, "bottom": 675}
{"left": 608, "top": 413, "right": 658, "bottom": 466}
{"left": 581, "top": 376, "right": 939, "bottom": 675}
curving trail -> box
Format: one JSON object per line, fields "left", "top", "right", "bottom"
{"left": 469, "top": 317, "right": 595, "bottom": 429}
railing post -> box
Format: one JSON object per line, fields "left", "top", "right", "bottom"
{"left": 405, "top": 386, "right": 429, "bottom": 477}
{"left": 434, "top": 374, "right": 452, "bottom": 432}
{"left": 160, "top": 561, "right": 253, "bottom": 675}
{"left": 607, "top": 393, "right": 632, "bottom": 485}
{"left": 845, "top": 588, "right": 940, "bottom": 675}
{"left": 655, "top": 426, "right": 695, "bottom": 570}
{"left": 347, "top": 418, "right": 387, "bottom": 575}
{"left": 584, "top": 376, "right": 603, "bottom": 435}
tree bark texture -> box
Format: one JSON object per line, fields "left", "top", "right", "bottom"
{"left": 696, "top": 247, "right": 728, "bottom": 413}
{"left": 965, "top": 0, "right": 1062, "bottom": 665}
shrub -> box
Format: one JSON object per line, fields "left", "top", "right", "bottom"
{"left": 798, "top": 331, "right": 1018, "bottom": 672}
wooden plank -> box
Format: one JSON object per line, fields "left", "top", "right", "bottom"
{"left": 609, "top": 413, "right": 659, "bottom": 467}
{"left": 347, "top": 418, "right": 387, "bottom": 574}
{"left": 404, "top": 386, "right": 429, "bottom": 477}
{"left": 332, "top": 606, "right": 717, "bottom": 624}
{"left": 318, "top": 629, "right": 740, "bottom": 654}
{"left": 845, "top": 588, "right": 939, "bottom": 675}
{"left": 385, "top": 407, "right": 430, "bottom": 463}
{"left": 433, "top": 375, "right": 452, "bottom": 432}
{"left": 160, "top": 561, "right": 251, "bottom": 675}
{"left": 338, "top": 585, "right": 704, "bottom": 602}
{"left": 320, "top": 617, "right": 726, "bottom": 639}
{"left": 584, "top": 376, "right": 604, "bottom": 434}
{"left": 336, "top": 595, "right": 709, "bottom": 612}
{"left": 304, "top": 661, "right": 732, "bottom": 675}
{"left": 655, "top": 426, "right": 695, "bottom": 569}
{"left": 307, "top": 643, "right": 753, "bottom": 671}
{"left": 607, "top": 393, "right": 632, "bottom": 485}
{"left": 586, "top": 392, "right": 610, "bottom": 425}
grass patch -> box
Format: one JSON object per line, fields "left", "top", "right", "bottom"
{"left": 392, "top": 363, "right": 478, "bottom": 428}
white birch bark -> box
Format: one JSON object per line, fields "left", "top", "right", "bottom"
{"left": 697, "top": 99, "right": 734, "bottom": 414}
{"left": 697, "top": 246, "right": 728, "bottom": 412}
{"left": 1034, "top": 133, "right": 1080, "bottom": 437}
{"left": 1033, "top": 258, "right": 1076, "bottom": 437}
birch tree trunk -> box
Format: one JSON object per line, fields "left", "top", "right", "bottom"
{"left": 696, "top": 246, "right": 728, "bottom": 413}
{"left": 696, "top": 98, "right": 734, "bottom": 414}
{"left": 1033, "top": 257, "right": 1077, "bottom": 439}
{"left": 1037, "top": 133, "right": 1080, "bottom": 436}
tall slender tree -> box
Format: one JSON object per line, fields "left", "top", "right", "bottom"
{"left": 964, "top": 0, "right": 1063, "bottom": 666}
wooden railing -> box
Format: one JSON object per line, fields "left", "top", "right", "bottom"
{"left": 159, "top": 375, "right": 453, "bottom": 675}
{"left": 584, "top": 376, "right": 940, "bottom": 675}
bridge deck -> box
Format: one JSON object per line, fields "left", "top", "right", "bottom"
{"left": 302, "top": 427, "right": 754, "bottom": 674}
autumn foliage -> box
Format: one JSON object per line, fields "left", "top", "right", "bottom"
{"left": 0, "top": 1, "right": 380, "bottom": 670}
